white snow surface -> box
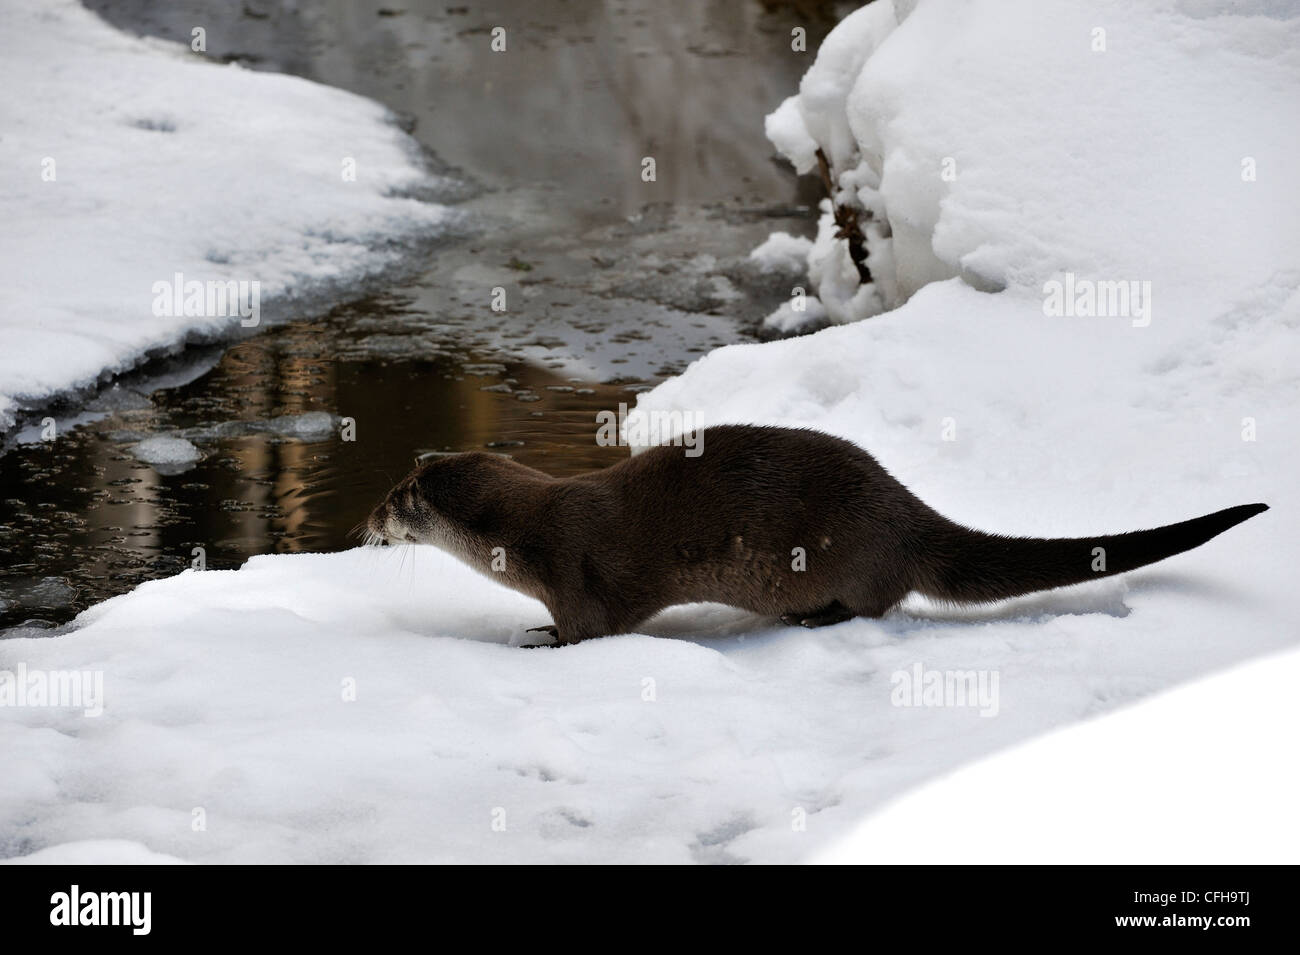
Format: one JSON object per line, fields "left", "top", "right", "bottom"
{"left": 0, "top": 0, "right": 455, "bottom": 431}
{"left": 2, "top": 0, "right": 1298, "bottom": 863}
{"left": 815, "top": 646, "right": 1300, "bottom": 863}
{"left": 762, "top": 295, "right": 829, "bottom": 335}
{"left": 762, "top": 0, "right": 1300, "bottom": 319}
{"left": 748, "top": 232, "right": 813, "bottom": 274}
{"left": 3, "top": 839, "right": 188, "bottom": 866}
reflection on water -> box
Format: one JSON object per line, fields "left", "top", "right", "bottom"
{"left": 87, "top": 0, "right": 837, "bottom": 216}
{"left": 0, "top": 304, "right": 635, "bottom": 630}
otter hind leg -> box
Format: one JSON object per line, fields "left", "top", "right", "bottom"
{"left": 781, "top": 601, "right": 856, "bottom": 629}
{"left": 847, "top": 590, "right": 906, "bottom": 620}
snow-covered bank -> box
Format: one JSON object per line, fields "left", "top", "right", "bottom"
{"left": 2, "top": 534, "right": 1285, "bottom": 865}
{"left": 762, "top": 0, "right": 1300, "bottom": 326}
{"left": 815, "top": 646, "right": 1300, "bottom": 863}
{"left": 0, "top": 0, "right": 457, "bottom": 431}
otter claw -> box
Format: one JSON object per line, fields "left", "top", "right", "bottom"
{"left": 520, "top": 624, "right": 560, "bottom": 648}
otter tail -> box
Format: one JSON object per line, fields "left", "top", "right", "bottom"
{"left": 917, "top": 503, "right": 1268, "bottom": 604}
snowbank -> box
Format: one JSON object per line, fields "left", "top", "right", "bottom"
{"left": 0, "top": 0, "right": 456, "bottom": 431}
{"left": 761, "top": 0, "right": 1300, "bottom": 323}
{"left": 4, "top": 534, "right": 1285, "bottom": 865}
{"left": 4, "top": 840, "right": 189, "bottom": 866}
{"left": 815, "top": 647, "right": 1300, "bottom": 863}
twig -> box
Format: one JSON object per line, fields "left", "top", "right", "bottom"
{"left": 816, "top": 148, "right": 872, "bottom": 285}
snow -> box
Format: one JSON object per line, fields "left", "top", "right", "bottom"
{"left": 748, "top": 232, "right": 813, "bottom": 274}
{"left": 763, "top": 1, "right": 902, "bottom": 176}
{"left": 3, "top": 840, "right": 188, "bottom": 866}
{"left": 814, "top": 646, "right": 1300, "bottom": 863}
{"left": 761, "top": 0, "right": 1300, "bottom": 320}
{"left": 0, "top": 0, "right": 456, "bottom": 432}
{"left": 6, "top": 549, "right": 925, "bottom": 864}
{"left": 762, "top": 296, "right": 829, "bottom": 335}
{"left": 749, "top": 232, "right": 823, "bottom": 332}
{"left": 2, "top": 0, "right": 1298, "bottom": 863}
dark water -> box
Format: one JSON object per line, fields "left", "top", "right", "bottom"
{"left": 84, "top": 0, "right": 837, "bottom": 210}
{"left": 0, "top": 0, "right": 839, "bottom": 630}
{"left": 0, "top": 308, "right": 637, "bottom": 628}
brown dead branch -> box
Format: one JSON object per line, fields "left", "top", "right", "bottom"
{"left": 816, "top": 148, "right": 872, "bottom": 285}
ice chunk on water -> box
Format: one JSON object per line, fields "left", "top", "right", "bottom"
{"left": 260, "top": 412, "right": 336, "bottom": 437}
{"left": 86, "top": 384, "right": 152, "bottom": 413}
{"left": 131, "top": 436, "right": 201, "bottom": 473}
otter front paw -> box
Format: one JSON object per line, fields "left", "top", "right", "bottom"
{"left": 520, "top": 624, "right": 560, "bottom": 648}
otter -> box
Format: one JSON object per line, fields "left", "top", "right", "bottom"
{"left": 364, "top": 425, "right": 1267, "bottom": 646}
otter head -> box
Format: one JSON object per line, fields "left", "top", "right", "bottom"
{"left": 364, "top": 470, "right": 431, "bottom": 546}
{"left": 364, "top": 452, "right": 536, "bottom": 560}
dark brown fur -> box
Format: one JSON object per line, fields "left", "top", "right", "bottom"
{"left": 365, "top": 425, "right": 1267, "bottom": 645}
